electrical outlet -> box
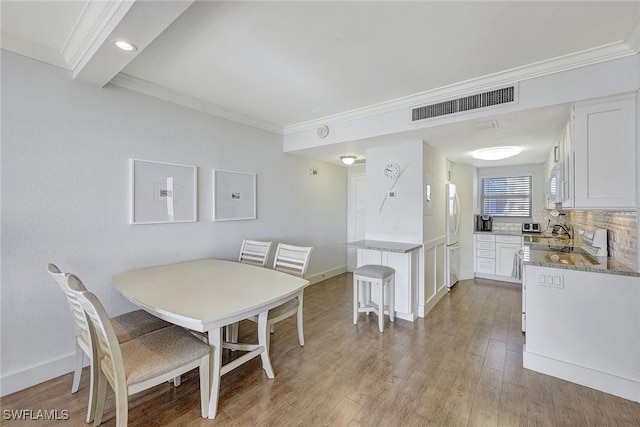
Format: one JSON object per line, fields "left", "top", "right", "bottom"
{"left": 392, "top": 222, "right": 400, "bottom": 230}
{"left": 538, "top": 273, "right": 564, "bottom": 289}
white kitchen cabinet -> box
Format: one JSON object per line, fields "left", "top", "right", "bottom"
{"left": 559, "top": 118, "right": 573, "bottom": 207}
{"left": 562, "top": 93, "right": 637, "bottom": 210}
{"left": 523, "top": 264, "right": 640, "bottom": 402}
{"left": 495, "top": 242, "right": 521, "bottom": 277}
{"left": 474, "top": 234, "right": 521, "bottom": 283}
{"left": 356, "top": 247, "right": 419, "bottom": 321}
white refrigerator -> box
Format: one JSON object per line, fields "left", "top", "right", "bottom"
{"left": 446, "top": 182, "right": 460, "bottom": 290}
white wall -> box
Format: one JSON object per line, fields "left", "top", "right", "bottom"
{"left": 365, "top": 140, "right": 423, "bottom": 243}
{"left": 451, "top": 163, "right": 476, "bottom": 280}
{"left": 421, "top": 143, "right": 447, "bottom": 311}
{"left": 0, "top": 51, "right": 348, "bottom": 395}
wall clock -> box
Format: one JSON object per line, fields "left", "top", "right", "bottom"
{"left": 383, "top": 162, "right": 400, "bottom": 179}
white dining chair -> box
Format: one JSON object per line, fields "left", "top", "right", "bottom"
{"left": 47, "top": 264, "right": 172, "bottom": 423}
{"left": 222, "top": 239, "right": 275, "bottom": 344}
{"left": 238, "top": 239, "right": 273, "bottom": 267}
{"left": 68, "top": 274, "right": 210, "bottom": 427}
{"left": 247, "top": 243, "right": 312, "bottom": 351}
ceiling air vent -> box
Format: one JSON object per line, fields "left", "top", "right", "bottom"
{"left": 412, "top": 85, "right": 517, "bottom": 122}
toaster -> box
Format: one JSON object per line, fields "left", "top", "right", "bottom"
{"left": 522, "top": 223, "right": 541, "bottom": 233}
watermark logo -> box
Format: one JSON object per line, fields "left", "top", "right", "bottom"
{"left": 2, "top": 409, "right": 70, "bottom": 421}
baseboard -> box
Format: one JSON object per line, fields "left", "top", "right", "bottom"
{"left": 307, "top": 265, "right": 347, "bottom": 285}
{"left": 1, "top": 352, "right": 82, "bottom": 397}
{"left": 459, "top": 269, "right": 474, "bottom": 281}
{"left": 418, "top": 283, "right": 448, "bottom": 317}
{"left": 523, "top": 345, "right": 640, "bottom": 403}
{"left": 475, "top": 272, "right": 521, "bottom": 284}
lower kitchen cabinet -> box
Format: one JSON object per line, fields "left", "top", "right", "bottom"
{"left": 523, "top": 264, "right": 640, "bottom": 402}
{"left": 474, "top": 234, "right": 522, "bottom": 283}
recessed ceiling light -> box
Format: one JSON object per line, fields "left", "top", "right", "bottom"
{"left": 113, "top": 40, "right": 137, "bottom": 52}
{"left": 472, "top": 146, "right": 521, "bottom": 161}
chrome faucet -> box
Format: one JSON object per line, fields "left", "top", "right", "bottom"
{"left": 554, "top": 224, "right": 572, "bottom": 239}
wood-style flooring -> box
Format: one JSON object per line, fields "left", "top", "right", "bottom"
{"left": 3, "top": 274, "right": 640, "bottom": 426}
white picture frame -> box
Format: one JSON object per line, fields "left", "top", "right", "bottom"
{"left": 130, "top": 159, "right": 197, "bottom": 224}
{"left": 213, "top": 169, "right": 256, "bottom": 221}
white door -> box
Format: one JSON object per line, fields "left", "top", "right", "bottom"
{"left": 348, "top": 173, "right": 366, "bottom": 271}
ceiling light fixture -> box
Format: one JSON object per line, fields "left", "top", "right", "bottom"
{"left": 472, "top": 146, "right": 521, "bottom": 161}
{"left": 113, "top": 40, "right": 137, "bottom": 52}
{"left": 340, "top": 155, "right": 357, "bottom": 165}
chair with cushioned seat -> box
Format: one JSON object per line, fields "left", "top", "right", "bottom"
{"left": 47, "top": 264, "right": 172, "bottom": 423}
{"left": 68, "top": 274, "right": 210, "bottom": 427}
{"left": 353, "top": 265, "right": 395, "bottom": 332}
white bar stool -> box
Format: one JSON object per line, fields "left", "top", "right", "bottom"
{"left": 353, "top": 265, "right": 395, "bottom": 332}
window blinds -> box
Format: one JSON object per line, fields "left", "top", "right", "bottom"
{"left": 482, "top": 175, "right": 532, "bottom": 217}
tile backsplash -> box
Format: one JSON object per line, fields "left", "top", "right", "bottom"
{"left": 490, "top": 209, "right": 558, "bottom": 234}
{"left": 567, "top": 210, "right": 638, "bottom": 271}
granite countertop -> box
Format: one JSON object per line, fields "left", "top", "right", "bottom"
{"left": 522, "top": 239, "right": 640, "bottom": 277}
{"left": 346, "top": 240, "right": 422, "bottom": 253}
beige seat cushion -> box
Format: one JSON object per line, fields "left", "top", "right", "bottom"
{"left": 268, "top": 297, "right": 299, "bottom": 318}
{"left": 111, "top": 309, "right": 171, "bottom": 343}
{"left": 353, "top": 265, "right": 395, "bottom": 279}
{"left": 118, "top": 326, "right": 210, "bottom": 385}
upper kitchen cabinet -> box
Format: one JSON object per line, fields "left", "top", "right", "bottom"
{"left": 562, "top": 93, "right": 637, "bottom": 210}
{"left": 559, "top": 118, "right": 573, "bottom": 208}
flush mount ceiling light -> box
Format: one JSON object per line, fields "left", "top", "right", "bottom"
{"left": 472, "top": 146, "right": 521, "bottom": 161}
{"left": 113, "top": 40, "right": 137, "bottom": 52}
{"left": 340, "top": 155, "right": 357, "bottom": 165}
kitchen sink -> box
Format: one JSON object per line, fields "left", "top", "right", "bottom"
{"left": 524, "top": 244, "right": 588, "bottom": 255}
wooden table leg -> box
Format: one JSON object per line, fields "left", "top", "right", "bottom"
{"left": 257, "top": 311, "right": 275, "bottom": 378}
{"left": 207, "top": 327, "right": 222, "bottom": 418}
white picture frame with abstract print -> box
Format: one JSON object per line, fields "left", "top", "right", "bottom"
{"left": 213, "top": 169, "right": 256, "bottom": 221}
{"left": 130, "top": 159, "right": 197, "bottom": 224}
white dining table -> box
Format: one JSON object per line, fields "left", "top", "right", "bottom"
{"left": 112, "top": 258, "right": 309, "bottom": 419}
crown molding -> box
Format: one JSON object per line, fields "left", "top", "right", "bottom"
{"left": 282, "top": 41, "right": 637, "bottom": 135}
{"left": 62, "top": 0, "right": 134, "bottom": 74}
{"left": 625, "top": 15, "right": 640, "bottom": 54}
{"left": 0, "top": 32, "right": 69, "bottom": 70}
{"left": 109, "top": 73, "right": 283, "bottom": 135}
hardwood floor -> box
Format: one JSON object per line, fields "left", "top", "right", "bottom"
{"left": 3, "top": 274, "right": 640, "bottom": 426}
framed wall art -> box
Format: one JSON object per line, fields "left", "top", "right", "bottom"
{"left": 130, "top": 159, "right": 197, "bottom": 224}
{"left": 213, "top": 169, "right": 256, "bottom": 221}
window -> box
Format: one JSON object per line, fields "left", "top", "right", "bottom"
{"left": 481, "top": 175, "right": 532, "bottom": 217}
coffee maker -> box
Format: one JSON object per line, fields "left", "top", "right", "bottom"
{"left": 475, "top": 215, "right": 493, "bottom": 232}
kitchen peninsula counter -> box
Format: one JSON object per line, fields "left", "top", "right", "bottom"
{"left": 347, "top": 240, "right": 422, "bottom": 253}
{"left": 348, "top": 240, "right": 421, "bottom": 321}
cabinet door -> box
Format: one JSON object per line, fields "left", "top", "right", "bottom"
{"left": 383, "top": 252, "right": 410, "bottom": 315}
{"left": 496, "top": 243, "right": 520, "bottom": 277}
{"left": 560, "top": 119, "right": 574, "bottom": 208}
{"left": 573, "top": 95, "right": 637, "bottom": 209}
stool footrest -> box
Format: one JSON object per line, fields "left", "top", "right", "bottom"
{"left": 353, "top": 267, "right": 396, "bottom": 332}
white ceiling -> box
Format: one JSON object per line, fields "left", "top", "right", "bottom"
{"left": 2, "top": 1, "right": 639, "bottom": 167}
